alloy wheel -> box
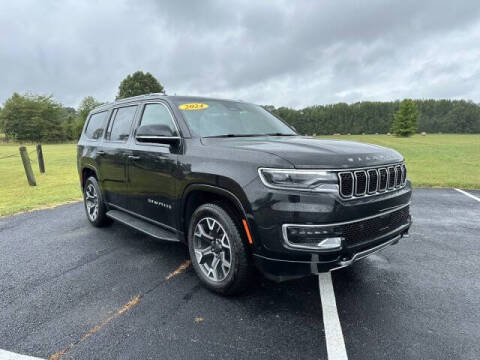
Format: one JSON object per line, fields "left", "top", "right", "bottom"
{"left": 193, "top": 217, "right": 232, "bottom": 282}
{"left": 85, "top": 183, "right": 99, "bottom": 221}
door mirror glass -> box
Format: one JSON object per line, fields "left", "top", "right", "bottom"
{"left": 136, "top": 124, "right": 175, "bottom": 137}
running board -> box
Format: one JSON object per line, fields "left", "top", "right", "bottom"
{"left": 106, "top": 210, "right": 179, "bottom": 242}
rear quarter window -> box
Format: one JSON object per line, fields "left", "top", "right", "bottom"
{"left": 85, "top": 111, "right": 108, "bottom": 140}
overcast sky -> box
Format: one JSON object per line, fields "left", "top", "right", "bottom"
{"left": 2, "top": 0, "right": 480, "bottom": 109}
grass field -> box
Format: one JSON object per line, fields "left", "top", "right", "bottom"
{"left": 0, "top": 134, "right": 479, "bottom": 217}
{"left": 0, "top": 143, "right": 81, "bottom": 216}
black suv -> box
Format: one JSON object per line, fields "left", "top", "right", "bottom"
{"left": 77, "top": 94, "right": 412, "bottom": 294}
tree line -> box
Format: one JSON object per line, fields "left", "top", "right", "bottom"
{"left": 0, "top": 71, "right": 163, "bottom": 142}
{"left": 1, "top": 70, "right": 479, "bottom": 142}
{"left": 268, "top": 99, "right": 480, "bottom": 135}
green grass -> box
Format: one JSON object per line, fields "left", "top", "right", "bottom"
{"left": 0, "top": 143, "right": 81, "bottom": 217}
{"left": 317, "top": 134, "right": 480, "bottom": 189}
{"left": 0, "top": 134, "right": 478, "bottom": 217}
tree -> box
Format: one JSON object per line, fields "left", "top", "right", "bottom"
{"left": 389, "top": 99, "right": 418, "bottom": 137}
{"left": 60, "top": 107, "right": 77, "bottom": 141}
{"left": 76, "top": 96, "right": 103, "bottom": 138}
{"left": 117, "top": 71, "right": 165, "bottom": 99}
{"left": 1, "top": 93, "right": 64, "bottom": 142}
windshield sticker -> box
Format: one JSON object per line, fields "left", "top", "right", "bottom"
{"left": 178, "top": 103, "right": 209, "bottom": 111}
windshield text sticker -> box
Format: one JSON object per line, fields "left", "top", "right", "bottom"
{"left": 179, "top": 103, "right": 209, "bottom": 111}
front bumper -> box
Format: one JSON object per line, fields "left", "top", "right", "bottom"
{"left": 253, "top": 215, "right": 411, "bottom": 282}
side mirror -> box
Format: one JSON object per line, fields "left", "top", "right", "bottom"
{"left": 135, "top": 124, "right": 180, "bottom": 145}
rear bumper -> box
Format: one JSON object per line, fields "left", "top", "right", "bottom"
{"left": 253, "top": 218, "right": 411, "bottom": 282}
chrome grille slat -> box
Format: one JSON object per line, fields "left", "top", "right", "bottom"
{"left": 378, "top": 168, "right": 388, "bottom": 192}
{"left": 401, "top": 164, "right": 407, "bottom": 185}
{"left": 387, "top": 167, "right": 395, "bottom": 189}
{"left": 339, "top": 172, "right": 354, "bottom": 198}
{"left": 395, "top": 165, "right": 402, "bottom": 187}
{"left": 354, "top": 171, "right": 367, "bottom": 196}
{"left": 337, "top": 163, "right": 407, "bottom": 200}
{"left": 367, "top": 169, "right": 378, "bottom": 194}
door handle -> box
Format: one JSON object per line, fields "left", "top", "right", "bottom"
{"left": 128, "top": 155, "right": 141, "bottom": 160}
{"left": 97, "top": 150, "right": 105, "bottom": 155}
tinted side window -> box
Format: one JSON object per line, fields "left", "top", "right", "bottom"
{"left": 85, "top": 111, "right": 108, "bottom": 140}
{"left": 139, "top": 104, "right": 178, "bottom": 136}
{"left": 106, "top": 105, "right": 137, "bottom": 142}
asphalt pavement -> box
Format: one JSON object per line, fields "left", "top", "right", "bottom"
{"left": 0, "top": 188, "right": 479, "bottom": 360}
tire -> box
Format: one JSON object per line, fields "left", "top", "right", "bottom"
{"left": 188, "top": 203, "right": 252, "bottom": 295}
{"left": 83, "top": 176, "right": 111, "bottom": 227}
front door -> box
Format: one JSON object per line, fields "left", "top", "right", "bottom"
{"left": 127, "top": 102, "right": 180, "bottom": 228}
{"left": 99, "top": 105, "right": 138, "bottom": 208}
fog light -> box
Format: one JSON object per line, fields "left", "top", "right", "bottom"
{"left": 282, "top": 225, "right": 343, "bottom": 250}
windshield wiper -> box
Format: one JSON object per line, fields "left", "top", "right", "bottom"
{"left": 204, "top": 133, "right": 297, "bottom": 138}
{"left": 203, "top": 134, "right": 265, "bottom": 138}
{"left": 265, "top": 133, "right": 297, "bottom": 136}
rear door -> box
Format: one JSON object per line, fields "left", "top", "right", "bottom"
{"left": 127, "top": 102, "right": 180, "bottom": 228}
{"left": 98, "top": 105, "right": 138, "bottom": 208}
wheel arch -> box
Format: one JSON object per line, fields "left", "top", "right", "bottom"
{"left": 180, "top": 184, "right": 255, "bottom": 246}
{"left": 81, "top": 165, "right": 98, "bottom": 190}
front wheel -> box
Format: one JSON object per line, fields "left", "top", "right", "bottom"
{"left": 188, "top": 203, "right": 252, "bottom": 295}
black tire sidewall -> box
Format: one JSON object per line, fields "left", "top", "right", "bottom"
{"left": 83, "top": 176, "right": 109, "bottom": 227}
{"left": 188, "top": 203, "right": 249, "bottom": 294}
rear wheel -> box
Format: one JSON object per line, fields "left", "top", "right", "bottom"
{"left": 188, "top": 203, "right": 252, "bottom": 295}
{"left": 83, "top": 176, "right": 111, "bottom": 227}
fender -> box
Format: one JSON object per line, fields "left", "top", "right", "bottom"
{"left": 179, "top": 183, "right": 256, "bottom": 243}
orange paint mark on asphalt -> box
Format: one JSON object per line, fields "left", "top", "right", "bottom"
{"left": 165, "top": 259, "right": 191, "bottom": 280}
{"left": 49, "top": 296, "right": 141, "bottom": 360}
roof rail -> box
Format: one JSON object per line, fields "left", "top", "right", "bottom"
{"left": 90, "top": 93, "right": 167, "bottom": 113}
{"left": 114, "top": 92, "right": 167, "bottom": 105}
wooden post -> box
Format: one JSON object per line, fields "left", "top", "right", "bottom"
{"left": 36, "top": 144, "right": 45, "bottom": 173}
{"left": 19, "top": 146, "right": 36, "bottom": 186}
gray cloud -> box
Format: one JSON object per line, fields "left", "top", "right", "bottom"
{"left": 1, "top": 0, "right": 480, "bottom": 109}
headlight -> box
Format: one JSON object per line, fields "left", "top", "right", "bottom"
{"left": 258, "top": 168, "right": 338, "bottom": 192}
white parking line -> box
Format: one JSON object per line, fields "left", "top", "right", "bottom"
{"left": 454, "top": 188, "right": 480, "bottom": 202}
{"left": 0, "top": 349, "right": 45, "bottom": 360}
{"left": 318, "top": 273, "right": 348, "bottom": 360}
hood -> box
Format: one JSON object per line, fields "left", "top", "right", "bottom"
{"left": 201, "top": 136, "right": 403, "bottom": 169}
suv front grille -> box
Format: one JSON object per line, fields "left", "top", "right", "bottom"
{"left": 343, "top": 205, "right": 410, "bottom": 245}
{"left": 338, "top": 163, "right": 407, "bottom": 199}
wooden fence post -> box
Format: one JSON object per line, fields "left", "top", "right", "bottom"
{"left": 19, "top": 146, "right": 36, "bottom": 186}
{"left": 36, "top": 144, "right": 45, "bottom": 173}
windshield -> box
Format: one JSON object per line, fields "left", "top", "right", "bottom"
{"left": 173, "top": 99, "right": 296, "bottom": 137}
